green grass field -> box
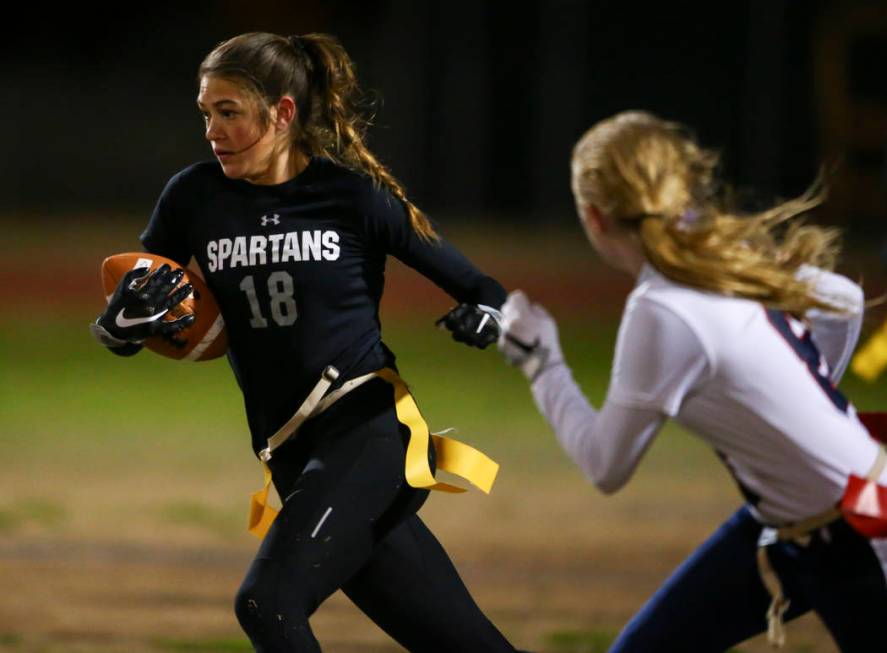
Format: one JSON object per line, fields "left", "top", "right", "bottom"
{"left": 2, "top": 219, "right": 886, "bottom": 652}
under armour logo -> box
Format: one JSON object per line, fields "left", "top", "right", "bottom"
{"left": 261, "top": 214, "right": 280, "bottom": 226}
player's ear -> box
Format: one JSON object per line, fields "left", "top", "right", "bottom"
{"left": 581, "top": 204, "right": 610, "bottom": 237}
{"left": 274, "top": 96, "right": 297, "bottom": 131}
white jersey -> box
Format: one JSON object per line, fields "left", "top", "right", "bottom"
{"left": 531, "top": 263, "right": 877, "bottom": 524}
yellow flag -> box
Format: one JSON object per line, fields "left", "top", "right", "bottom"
{"left": 852, "top": 319, "right": 887, "bottom": 382}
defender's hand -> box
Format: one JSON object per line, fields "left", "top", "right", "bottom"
{"left": 436, "top": 303, "right": 502, "bottom": 349}
{"left": 94, "top": 264, "right": 195, "bottom": 345}
{"left": 498, "top": 290, "right": 564, "bottom": 381}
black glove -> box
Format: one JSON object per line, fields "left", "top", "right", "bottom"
{"left": 92, "top": 264, "right": 195, "bottom": 347}
{"left": 435, "top": 303, "right": 502, "bottom": 349}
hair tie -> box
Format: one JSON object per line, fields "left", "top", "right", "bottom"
{"left": 678, "top": 207, "right": 702, "bottom": 226}
{"left": 289, "top": 34, "right": 307, "bottom": 55}
{"left": 622, "top": 212, "right": 657, "bottom": 223}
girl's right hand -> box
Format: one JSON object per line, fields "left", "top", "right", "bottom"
{"left": 498, "top": 290, "right": 564, "bottom": 382}
{"left": 96, "top": 264, "right": 195, "bottom": 344}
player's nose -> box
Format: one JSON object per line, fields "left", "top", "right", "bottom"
{"left": 205, "top": 117, "right": 223, "bottom": 141}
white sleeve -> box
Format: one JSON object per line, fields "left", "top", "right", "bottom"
{"left": 797, "top": 266, "right": 864, "bottom": 383}
{"left": 528, "top": 297, "right": 709, "bottom": 493}
{"left": 606, "top": 297, "right": 710, "bottom": 415}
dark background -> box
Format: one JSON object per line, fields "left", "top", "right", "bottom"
{"left": 4, "top": 0, "right": 886, "bottom": 239}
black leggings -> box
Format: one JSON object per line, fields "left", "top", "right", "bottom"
{"left": 235, "top": 379, "right": 517, "bottom": 652}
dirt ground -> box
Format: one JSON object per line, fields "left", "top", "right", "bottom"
{"left": 0, "top": 460, "right": 838, "bottom": 653}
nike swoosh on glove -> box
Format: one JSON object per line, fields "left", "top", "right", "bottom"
{"left": 95, "top": 264, "right": 195, "bottom": 345}
{"left": 497, "top": 290, "right": 564, "bottom": 381}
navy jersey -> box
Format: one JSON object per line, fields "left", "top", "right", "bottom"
{"left": 141, "top": 157, "right": 505, "bottom": 453}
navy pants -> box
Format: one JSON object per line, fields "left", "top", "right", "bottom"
{"left": 610, "top": 506, "right": 887, "bottom": 652}
{"left": 235, "top": 379, "right": 517, "bottom": 652}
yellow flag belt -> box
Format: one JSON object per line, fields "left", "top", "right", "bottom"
{"left": 248, "top": 367, "right": 499, "bottom": 538}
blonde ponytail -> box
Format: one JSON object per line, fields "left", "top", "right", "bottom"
{"left": 571, "top": 111, "right": 842, "bottom": 314}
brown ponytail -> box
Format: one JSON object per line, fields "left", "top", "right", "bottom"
{"left": 199, "top": 32, "right": 437, "bottom": 241}
{"left": 297, "top": 34, "right": 438, "bottom": 241}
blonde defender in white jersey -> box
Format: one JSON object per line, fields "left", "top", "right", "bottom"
{"left": 499, "top": 111, "right": 887, "bottom": 652}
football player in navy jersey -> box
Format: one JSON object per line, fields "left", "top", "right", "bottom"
{"left": 498, "top": 111, "right": 887, "bottom": 652}
{"left": 91, "top": 32, "right": 523, "bottom": 653}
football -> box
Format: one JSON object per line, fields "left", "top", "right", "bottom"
{"left": 101, "top": 252, "right": 228, "bottom": 361}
